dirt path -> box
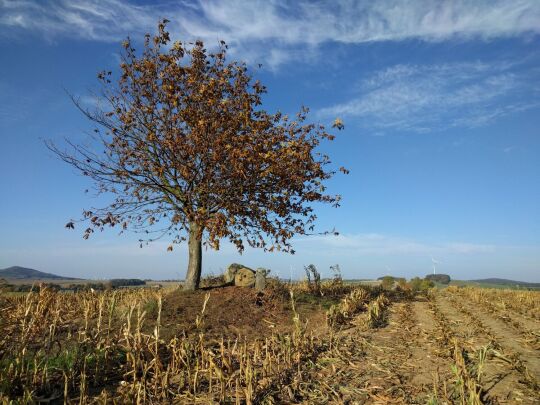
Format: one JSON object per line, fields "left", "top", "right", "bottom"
{"left": 436, "top": 290, "right": 540, "bottom": 403}
{"left": 407, "top": 300, "right": 455, "bottom": 397}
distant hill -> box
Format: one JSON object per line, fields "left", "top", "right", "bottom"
{"left": 468, "top": 278, "right": 540, "bottom": 288}
{"left": 0, "top": 266, "right": 78, "bottom": 280}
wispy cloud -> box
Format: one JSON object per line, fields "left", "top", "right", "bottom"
{"left": 1, "top": 232, "right": 538, "bottom": 280}
{"left": 1, "top": 1, "right": 539, "bottom": 68}
{"left": 318, "top": 61, "right": 540, "bottom": 132}
{"left": 0, "top": 0, "right": 159, "bottom": 41}
{"left": 294, "top": 233, "right": 497, "bottom": 256}
{"left": 503, "top": 146, "right": 516, "bottom": 153}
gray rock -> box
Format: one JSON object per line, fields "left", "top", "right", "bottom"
{"left": 255, "top": 269, "right": 267, "bottom": 291}
{"left": 224, "top": 263, "right": 249, "bottom": 283}
{"left": 235, "top": 268, "right": 256, "bottom": 287}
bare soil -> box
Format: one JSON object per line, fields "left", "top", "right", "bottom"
{"left": 160, "top": 285, "right": 326, "bottom": 341}
{"left": 295, "top": 299, "right": 455, "bottom": 404}
{"left": 288, "top": 291, "right": 539, "bottom": 404}
{"left": 435, "top": 291, "right": 539, "bottom": 403}
{"left": 1, "top": 285, "right": 538, "bottom": 403}
{"left": 131, "top": 286, "right": 540, "bottom": 403}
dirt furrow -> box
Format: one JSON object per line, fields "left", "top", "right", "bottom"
{"left": 437, "top": 291, "right": 539, "bottom": 403}
{"left": 456, "top": 290, "right": 540, "bottom": 351}
{"left": 483, "top": 294, "right": 540, "bottom": 322}
{"left": 427, "top": 294, "right": 490, "bottom": 403}
{"left": 295, "top": 299, "right": 453, "bottom": 404}
{"left": 408, "top": 299, "right": 455, "bottom": 398}
{"left": 442, "top": 291, "right": 540, "bottom": 379}
{"left": 350, "top": 301, "right": 434, "bottom": 404}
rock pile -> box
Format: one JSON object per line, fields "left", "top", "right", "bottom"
{"left": 224, "top": 263, "right": 269, "bottom": 290}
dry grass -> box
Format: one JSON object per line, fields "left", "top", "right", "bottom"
{"left": 0, "top": 282, "right": 385, "bottom": 403}
{"left": 0, "top": 283, "right": 538, "bottom": 403}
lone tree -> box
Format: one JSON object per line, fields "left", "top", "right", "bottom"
{"left": 48, "top": 20, "right": 346, "bottom": 290}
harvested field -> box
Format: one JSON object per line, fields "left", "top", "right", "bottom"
{"left": 0, "top": 283, "right": 538, "bottom": 404}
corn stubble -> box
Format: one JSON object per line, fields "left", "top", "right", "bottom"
{"left": 0, "top": 283, "right": 371, "bottom": 403}
{"left": 0, "top": 284, "right": 538, "bottom": 403}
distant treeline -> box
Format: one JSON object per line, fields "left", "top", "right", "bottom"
{"left": 378, "top": 274, "right": 451, "bottom": 285}
{"left": 425, "top": 274, "right": 451, "bottom": 284}
{"left": 377, "top": 275, "right": 436, "bottom": 291}
{"left": 469, "top": 278, "right": 540, "bottom": 288}
{"left": 109, "top": 278, "right": 146, "bottom": 288}
{"left": 0, "top": 278, "right": 149, "bottom": 293}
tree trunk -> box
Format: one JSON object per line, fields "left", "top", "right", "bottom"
{"left": 184, "top": 224, "right": 202, "bottom": 291}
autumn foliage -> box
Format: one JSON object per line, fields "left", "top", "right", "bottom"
{"left": 48, "top": 20, "right": 345, "bottom": 290}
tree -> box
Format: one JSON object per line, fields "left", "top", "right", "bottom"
{"left": 425, "top": 274, "right": 451, "bottom": 284}
{"left": 380, "top": 276, "right": 395, "bottom": 290}
{"left": 48, "top": 20, "right": 346, "bottom": 290}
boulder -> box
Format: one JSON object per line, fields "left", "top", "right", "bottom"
{"left": 255, "top": 268, "right": 267, "bottom": 291}
{"left": 235, "top": 268, "right": 256, "bottom": 287}
{"left": 224, "top": 264, "right": 269, "bottom": 288}
{"left": 224, "top": 263, "right": 248, "bottom": 283}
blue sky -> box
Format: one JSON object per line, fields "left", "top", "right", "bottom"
{"left": 0, "top": 0, "right": 539, "bottom": 281}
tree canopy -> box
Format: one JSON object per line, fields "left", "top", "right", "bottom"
{"left": 48, "top": 20, "right": 346, "bottom": 290}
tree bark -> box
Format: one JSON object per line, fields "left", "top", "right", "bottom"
{"left": 184, "top": 223, "right": 202, "bottom": 291}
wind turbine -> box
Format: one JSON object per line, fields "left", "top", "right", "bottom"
{"left": 431, "top": 257, "right": 440, "bottom": 275}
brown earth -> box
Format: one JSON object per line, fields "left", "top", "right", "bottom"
{"left": 435, "top": 291, "right": 539, "bottom": 403}
{"left": 0, "top": 284, "right": 538, "bottom": 403}
{"left": 93, "top": 287, "right": 540, "bottom": 403}
{"left": 289, "top": 290, "right": 539, "bottom": 404}
{"left": 449, "top": 293, "right": 540, "bottom": 375}
{"left": 159, "top": 285, "right": 327, "bottom": 341}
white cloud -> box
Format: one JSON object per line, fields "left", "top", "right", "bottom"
{"left": 288, "top": 233, "right": 539, "bottom": 281}
{"left": 1, "top": 232, "right": 538, "bottom": 281}
{"left": 318, "top": 61, "right": 540, "bottom": 132}
{"left": 294, "top": 233, "right": 497, "bottom": 256}
{"left": 1, "top": 0, "right": 539, "bottom": 68}
{"left": 503, "top": 146, "right": 516, "bottom": 153}
{"left": 0, "top": 0, "right": 158, "bottom": 41}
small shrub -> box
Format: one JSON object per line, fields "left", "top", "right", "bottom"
{"left": 379, "top": 276, "right": 406, "bottom": 290}
{"left": 264, "top": 276, "right": 291, "bottom": 302}
{"left": 143, "top": 298, "right": 159, "bottom": 318}
{"left": 380, "top": 276, "right": 395, "bottom": 290}
{"left": 304, "top": 264, "right": 321, "bottom": 295}
{"left": 330, "top": 264, "right": 343, "bottom": 285}
{"left": 365, "top": 294, "right": 389, "bottom": 328}
{"left": 409, "top": 277, "right": 435, "bottom": 292}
